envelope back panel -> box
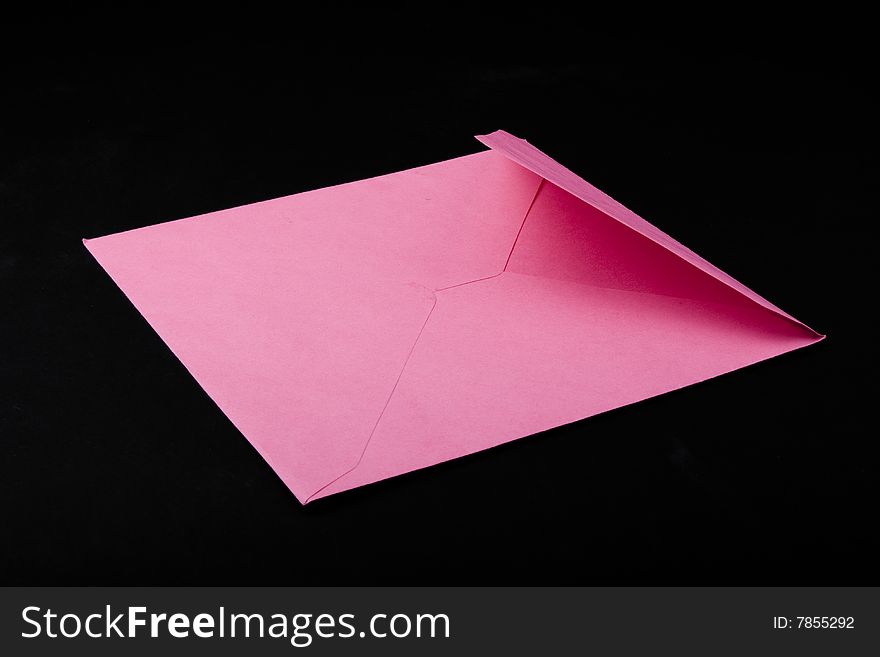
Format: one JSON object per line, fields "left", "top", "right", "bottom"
{"left": 84, "top": 131, "right": 822, "bottom": 504}
{"left": 312, "top": 269, "right": 818, "bottom": 500}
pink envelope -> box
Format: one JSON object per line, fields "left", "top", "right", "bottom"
{"left": 84, "top": 130, "right": 823, "bottom": 504}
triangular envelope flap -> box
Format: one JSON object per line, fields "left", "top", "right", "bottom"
{"left": 476, "top": 130, "right": 821, "bottom": 337}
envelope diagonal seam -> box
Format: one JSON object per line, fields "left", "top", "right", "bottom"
{"left": 304, "top": 294, "right": 438, "bottom": 503}
{"left": 304, "top": 177, "right": 547, "bottom": 501}
{"left": 435, "top": 179, "right": 545, "bottom": 293}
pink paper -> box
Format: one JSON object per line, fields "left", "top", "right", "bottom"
{"left": 84, "top": 130, "right": 823, "bottom": 503}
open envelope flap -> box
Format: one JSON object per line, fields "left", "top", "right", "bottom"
{"left": 476, "top": 130, "right": 822, "bottom": 337}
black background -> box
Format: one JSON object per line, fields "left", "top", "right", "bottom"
{"left": 2, "top": 5, "right": 876, "bottom": 584}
